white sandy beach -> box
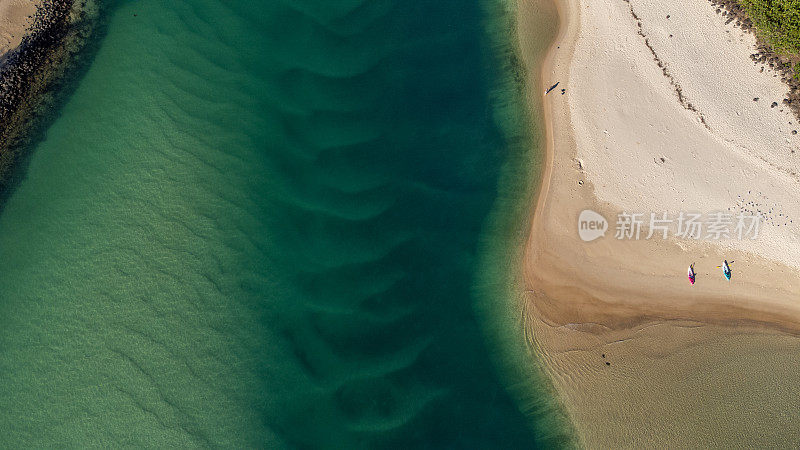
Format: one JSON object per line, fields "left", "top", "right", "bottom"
{"left": 0, "top": 0, "right": 38, "bottom": 56}
{"left": 523, "top": 0, "right": 800, "bottom": 333}
{"left": 518, "top": 0, "right": 800, "bottom": 445}
{"left": 570, "top": 0, "right": 800, "bottom": 269}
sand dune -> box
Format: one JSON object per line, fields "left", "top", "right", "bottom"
{"left": 518, "top": 0, "right": 800, "bottom": 445}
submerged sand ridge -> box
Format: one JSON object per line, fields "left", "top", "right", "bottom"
{"left": 518, "top": 0, "right": 800, "bottom": 445}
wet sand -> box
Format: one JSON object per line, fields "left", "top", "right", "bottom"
{"left": 526, "top": 304, "right": 800, "bottom": 447}
{"left": 517, "top": 0, "right": 800, "bottom": 445}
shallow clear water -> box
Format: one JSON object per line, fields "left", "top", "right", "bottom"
{"left": 0, "top": 0, "right": 563, "bottom": 447}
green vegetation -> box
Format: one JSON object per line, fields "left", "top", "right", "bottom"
{"left": 740, "top": 0, "right": 800, "bottom": 54}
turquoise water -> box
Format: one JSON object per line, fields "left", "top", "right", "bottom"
{"left": 0, "top": 0, "right": 567, "bottom": 447}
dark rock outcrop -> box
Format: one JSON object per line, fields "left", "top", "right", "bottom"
{"left": 0, "top": 0, "right": 95, "bottom": 185}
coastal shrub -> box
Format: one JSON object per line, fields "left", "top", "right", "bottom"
{"left": 740, "top": 0, "right": 800, "bottom": 54}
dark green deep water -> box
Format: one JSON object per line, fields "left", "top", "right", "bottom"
{"left": 0, "top": 0, "right": 569, "bottom": 447}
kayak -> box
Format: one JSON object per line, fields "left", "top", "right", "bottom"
{"left": 722, "top": 260, "right": 732, "bottom": 281}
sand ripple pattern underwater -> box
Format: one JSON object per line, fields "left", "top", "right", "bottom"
{"left": 0, "top": 0, "right": 543, "bottom": 447}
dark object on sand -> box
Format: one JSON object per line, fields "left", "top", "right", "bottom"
{"left": 753, "top": 97, "right": 759, "bottom": 101}
{"left": 545, "top": 81, "right": 560, "bottom": 95}
{"left": 772, "top": 101, "right": 778, "bottom": 107}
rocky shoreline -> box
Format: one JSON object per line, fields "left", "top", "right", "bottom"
{"left": 0, "top": 0, "right": 96, "bottom": 188}
{"left": 709, "top": 0, "right": 800, "bottom": 120}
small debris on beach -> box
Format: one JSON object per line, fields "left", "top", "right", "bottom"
{"left": 735, "top": 191, "right": 793, "bottom": 227}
